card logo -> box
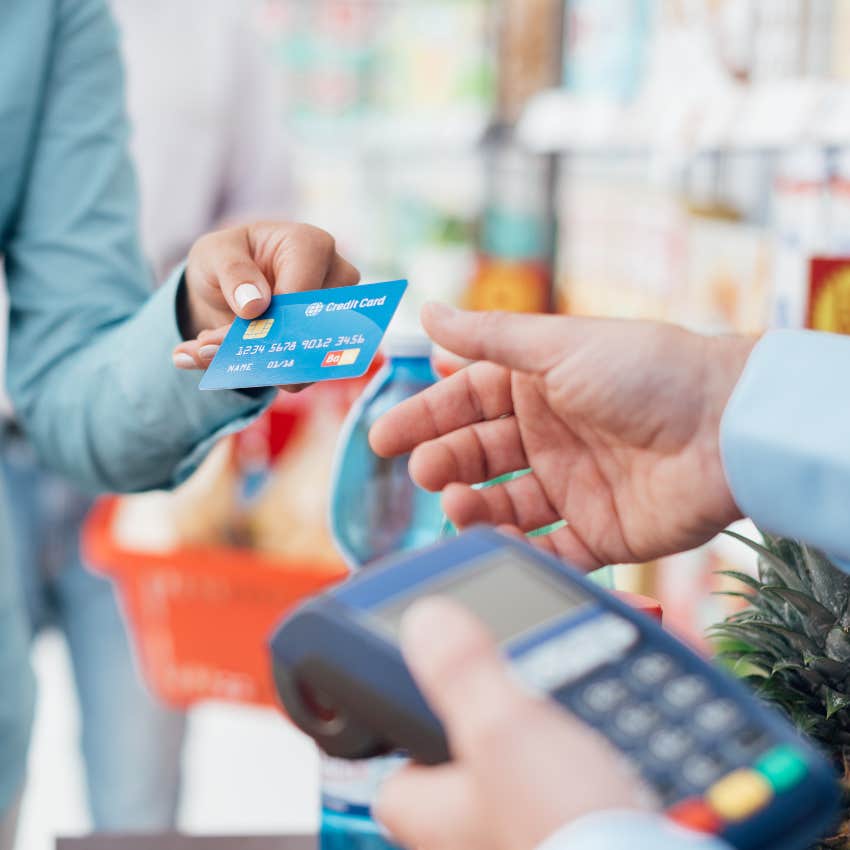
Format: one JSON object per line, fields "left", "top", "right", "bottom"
{"left": 243, "top": 318, "right": 275, "bottom": 340}
{"left": 322, "top": 348, "right": 360, "bottom": 367}
{"left": 305, "top": 302, "right": 325, "bottom": 317}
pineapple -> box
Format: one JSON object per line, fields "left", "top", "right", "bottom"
{"left": 712, "top": 532, "right": 850, "bottom": 849}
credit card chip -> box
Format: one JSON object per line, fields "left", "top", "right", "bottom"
{"left": 243, "top": 319, "right": 275, "bottom": 340}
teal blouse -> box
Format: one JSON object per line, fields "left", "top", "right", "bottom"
{"left": 0, "top": 0, "right": 271, "bottom": 814}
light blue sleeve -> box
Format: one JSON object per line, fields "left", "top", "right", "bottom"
{"left": 720, "top": 330, "right": 850, "bottom": 567}
{"left": 537, "top": 812, "right": 731, "bottom": 850}
{"left": 4, "top": 0, "right": 273, "bottom": 493}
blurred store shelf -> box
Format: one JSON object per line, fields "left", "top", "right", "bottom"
{"left": 287, "top": 109, "right": 491, "bottom": 156}
{"left": 518, "top": 80, "right": 850, "bottom": 155}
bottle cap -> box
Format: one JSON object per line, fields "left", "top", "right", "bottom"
{"left": 383, "top": 333, "right": 433, "bottom": 359}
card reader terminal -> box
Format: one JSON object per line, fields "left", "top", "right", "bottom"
{"left": 270, "top": 527, "right": 839, "bottom": 850}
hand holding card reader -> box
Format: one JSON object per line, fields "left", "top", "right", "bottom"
{"left": 270, "top": 528, "right": 839, "bottom": 850}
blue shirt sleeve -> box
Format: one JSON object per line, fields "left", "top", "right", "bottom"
{"left": 537, "top": 812, "right": 732, "bottom": 850}
{"left": 3, "top": 0, "right": 272, "bottom": 493}
{"left": 720, "top": 330, "right": 850, "bottom": 567}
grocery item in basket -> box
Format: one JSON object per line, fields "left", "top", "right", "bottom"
{"left": 200, "top": 279, "right": 407, "bottom": 391}
{"left": 248, "top": 393, "right": 341, "bottom": 562}
{"left": 112, "top": 441, "right": 238, "bottom": 551}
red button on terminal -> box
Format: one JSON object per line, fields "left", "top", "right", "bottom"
{"left": 667, "top": 798, "right": 723, "bottom": 834}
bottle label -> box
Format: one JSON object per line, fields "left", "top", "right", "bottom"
{"left": 321, "top": 755, "right": 407, "bottom": 817}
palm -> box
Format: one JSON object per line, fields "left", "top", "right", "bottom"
{"left": 372, "top": 314, "right": 751, "bottom": 571}
{"left": 506, "top": 357, "right": 735, "bottom": 568}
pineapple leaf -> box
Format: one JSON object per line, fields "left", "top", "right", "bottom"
{"left": 800, "top": 543, "right": 850, "bottom": 617}
{"left": 787, "top": 705, "right": 824, "bottom": 736}
{"left": 709, "top": 623, "right": 795, "bottom": 658}
{"left": 755, "top": 622, "right": 822, "bottom": 656}
{"left": 724, "top": 530, "right": 806, "bottom": 591}
{"left": 716, "top": 569, "right": 764, "bottom": 593}
{"left": 823, "top": 687, "right": 850, "bottom": 720}
{"left": 761, "top": 587, "right": 836, "bottom": 633}
{"left": 716, "top": 571, "right": 788, "bottom": 619}
{"left": 826, "top": 628, "right": 850, "bottom": 664}
{"left": 712, "top": 589, "right": 759, "bottom": 605}
{"left": 714, "top": 527, "right": 850, "bottom": 812}
{"left": 803, "top": 653, "right": 850, "bottom": 681}
{"left": 772, "top": 660, "right": 827, "bottom": 688}
{"left": 715, "top": 652, "right": 775, "bottom": 677}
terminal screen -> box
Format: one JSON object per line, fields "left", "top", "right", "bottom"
{"left": 372, "top": 552, "right": 590, "bottom": 645}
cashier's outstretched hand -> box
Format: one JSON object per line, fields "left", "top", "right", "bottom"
{"left": 172, "top": 221, "right": 359, "bottom": 372}
{"left": 370, "top": 305, "right": 755, "bottom": 570}
{"left": 375, "top": 597, "right": 649, "bottom": 850}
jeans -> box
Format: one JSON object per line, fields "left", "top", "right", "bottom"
{"left": 0, "top": 791, "right": 20, "bottom": 850}
{"left": 1, "top": 434, "right": 186, "bottom": 831}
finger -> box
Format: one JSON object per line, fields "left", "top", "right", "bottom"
{"left": 195, "top": 325, "right": 229, "bottom": 363}
{"left": 173, "top": 324, "right": 230, "bottom": 369}
{"left": 172, "top": 346, "right": 200, "bottom": 370}
{"left": 495, "top": 520, "right": 603, "bottom": 571}
{"left": 369, "top": 362, "right": 513, "bottom": 458}
{"left": 496, "top": 523, "right": 526, "bottom": 540}
{"left": 407, "top": 416, "right": 527, "bottom": 492}
{"left": 375, "top": 765, "right": 476, "bottom": 850}
{"left": 322, "top": 251, "right": 361, "bottom": 289}
{"left": 399, "top": 596, "right": 533, "bottom": 758}
{"left": 269, "top": 224, "right": 356, "bottom": 294}
{"left": 442, "top": 474, "right": 561, "bottom": 533}
{"left": 494, "top": 523, "right": 600, "bottom": 571}
{"left": 528, "top": 525, "right": 602, "bottom": 572}
{"left": 198, "top": 229, "right": 272, "bottom": 320}
{"left": 421, "top": 302, "right": 594, "bottom": 373}
{"left": 172, "top": 339, "right": 210, "bottom": 370}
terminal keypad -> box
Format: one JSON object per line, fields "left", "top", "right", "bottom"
{"left": 560, "top": 644, "right": 778, "bottom": 809}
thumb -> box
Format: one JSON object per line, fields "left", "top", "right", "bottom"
{"left": 400, "top": 596, "right": 533, "bottom": 759}
{"left": 190, "top": 228, "right": 272, "bottom": 321}
{"left": 421, "top": 303, "right": 578, "bottom": 373}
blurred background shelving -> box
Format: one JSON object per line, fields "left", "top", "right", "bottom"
{"left": 251, "top": 0, "right": 850, "bottom": 645}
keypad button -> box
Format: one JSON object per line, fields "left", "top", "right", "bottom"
{"left": 756, "top": 746, "right": 809, "bottom": 793}
{"left": 707, "top": 769, "right": 773, "bottom": 822}
{"left": 614, "top": 704, "right": 661, "bottom": 738}
{"left": 667, "top": 798, "right": 723, "bottom": 834}
{"left": 681, "top": 753, "right": 726, "bottom": 790}
{"left": 581, "top": 679, "right": 629, "bottom": 714}
{"left": 592, "top": 614, "right": 640, "bottom": 653}
{"left": 661, "top": 675, "right": 710, "bottom": 711}
{"left": 648, "top": 728, "right": 694, "bottom": 762}
{"left": 694, "top": 699, "right": 741, "bottom": 735}
{"left": 629, "top": 652, "right": 675, "bottom": 688}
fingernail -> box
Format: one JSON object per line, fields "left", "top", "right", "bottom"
{"left": 199, "top": 344, "right": 220, "bottom": 361}
{"left": 235, "top": 283, "right": 263, "bottom": 310}
{"left": 173, "top": 353, "right": 195, "bottom": 369}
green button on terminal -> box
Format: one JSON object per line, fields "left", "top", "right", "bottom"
{"left": 756, "top": 746, "right": 809, "bottom": 793}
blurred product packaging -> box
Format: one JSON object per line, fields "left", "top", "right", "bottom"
{"left": 563, "top": 0, "right": 653, "bottom": 102}
{"left": 468, "top": 143, "right": 554, "bottom": 313}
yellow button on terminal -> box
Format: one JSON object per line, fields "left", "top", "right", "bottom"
{"left": 707, "top": 769, "right": 773, "bottom": 822}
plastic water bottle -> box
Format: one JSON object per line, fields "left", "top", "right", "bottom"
{"left": 319, "top": 755, "right": 407, "bottom": 850}
{"left": 323, "top": 335, "right": 444, "bottom": 850}
{"left": 330, "top": 335, "right": 444, "bottom": 568}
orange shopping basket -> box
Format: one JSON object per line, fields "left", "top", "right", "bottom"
{"left": 83, "top": 496, "right": 349, "bottom": 709}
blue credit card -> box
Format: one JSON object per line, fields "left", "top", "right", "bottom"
{"left": 200, "top": 279, "right": 408, "bottom": 391}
